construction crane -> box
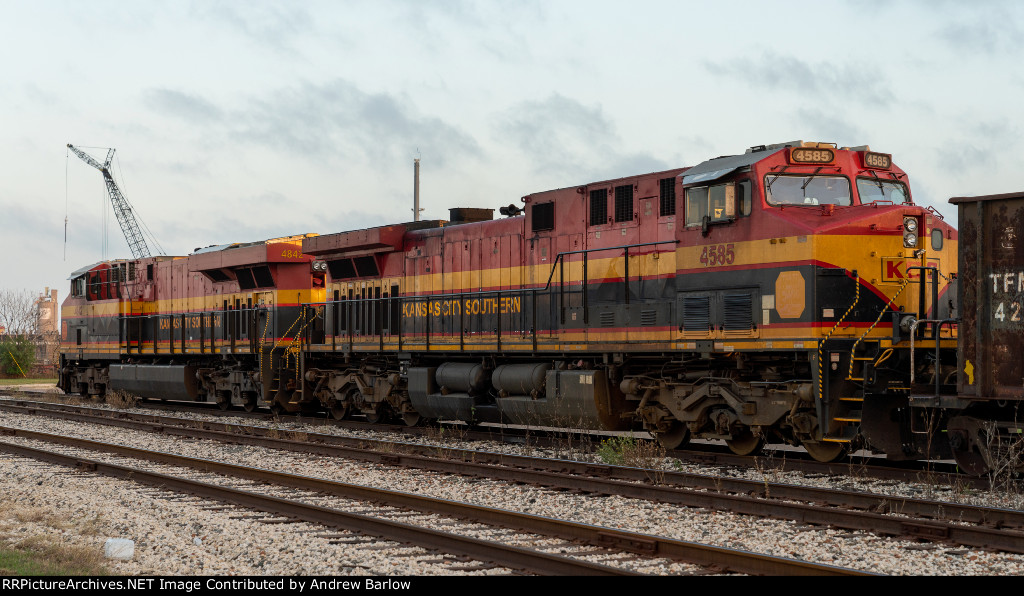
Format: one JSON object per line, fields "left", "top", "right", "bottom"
{"left": 67, "top": 144, "right": 153, "bottom": 259}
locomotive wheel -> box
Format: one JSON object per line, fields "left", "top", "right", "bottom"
{"left": 243, "top": 399, "right": 258, "bottom": 413}
{"left": 364, "top": 405, "right": 387, "bottom": 424}
{"left": 653, "top": 423, "right": 690, "bottom": 450}
{"left": 216, "top": 398, "right": 230, "bottom": 411}
{"left": 329, "top": 401, "right": 350, "bottom": 421}
{"left": 803, "top": 441, "right": 846, "bottom": 463}
{"left": 726, "top": 431, "right": 764, "bottom": 456}
{"left": 402, "top": 411, "right": 423, "bottom": 427}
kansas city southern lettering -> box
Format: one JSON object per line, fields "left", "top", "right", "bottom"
{"left": 158, "top": 315, "right": 222, "bottom": 330}
{"left": 402, "top": 296, "right": 522, "bottom": 318}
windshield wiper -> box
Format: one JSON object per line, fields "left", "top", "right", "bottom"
{"left": 765, "top": 166, "right": 789, "bottom": 195}
{"left": 800, "top": 166, "right": 824, "bottom": 190}
{"left": 869, "top": 170, "right": 885, "bottom": 192}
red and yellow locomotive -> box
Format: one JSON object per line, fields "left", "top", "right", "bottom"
{"left": 60, "top": 141, "right": 961, "bottom": 464}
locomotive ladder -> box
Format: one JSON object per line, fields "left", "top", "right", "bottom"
{"left": 822, "top": 274, "right": 913, "bottom": 446}
{"left": 821, "top": 341, "right": 882, "bottom": 445}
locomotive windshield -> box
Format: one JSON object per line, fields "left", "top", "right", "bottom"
{"left": 857, "top": 178, "right": 908, "bottom": 204}
{"left": 764, "top": 175, "right": 851, "bottom": 206}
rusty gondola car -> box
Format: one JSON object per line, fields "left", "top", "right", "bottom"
{"left": 945, "top": 192, "right": 1024, "bottom": 474}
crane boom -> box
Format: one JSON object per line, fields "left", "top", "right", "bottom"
{"left": 67, "top": 144, "right": 152, "bottom": 259}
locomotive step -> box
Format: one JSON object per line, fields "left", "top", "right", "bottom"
{"left": 822, "top": 425, "right": 860, "bottom": 443}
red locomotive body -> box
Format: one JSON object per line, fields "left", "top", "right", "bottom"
{"left": 61, "top": 140, "right": 976, "bottom": 468}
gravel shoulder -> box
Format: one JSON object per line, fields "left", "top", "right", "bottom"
{"left": 1, "top": 393, "right": 1023, "bottom": 576}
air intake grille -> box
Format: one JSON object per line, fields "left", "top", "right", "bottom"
{"left": 682, "top": 297, "right": 711, "bottom": 335}
{"left": 614, "top": 185, "right": 633, "bottom": 222}
{"left": 659, "top": 177, "right": 676, "bottom": 216}
{"left": 723, "top": 293, "right": 753, "bottom": 332}
{"left": 590, "top": 189, "right": 608, "bottom": 226}
{"left": 532, "top": 202, "right": 555, "bottom": 232}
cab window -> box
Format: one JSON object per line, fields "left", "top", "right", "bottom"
{"left": 685, "top": 183, "right": 735, "bottom": 226}
{"left": 857, "top": 178, "right": 908, "bottom": 204}
{"left": 71, "top": 276, "right": 86, "bottom": 298}
{"left": 765, "top": 175, "right": 851, "bottom": 206}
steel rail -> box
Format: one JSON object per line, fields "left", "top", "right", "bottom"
{"left": 0, "top": 391, "right": 972, "bottom": 481}
{"left": 0, "top": 436, "right": 635, "bottom": 576}
{"left": 1, "top": 400, "right": 1018, "bottom": 541}
{"left": 0, "top": 426, "right": 869, "bottom": 576}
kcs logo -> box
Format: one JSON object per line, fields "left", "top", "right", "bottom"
{"left": 881, "top": 258, "right": 939, "bottom": 283}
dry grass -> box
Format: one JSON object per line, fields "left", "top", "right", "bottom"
{"left": 104, "top": 389, "right": 140, "bottom": 409}
{"left": 0, "top": 378, "right": 58, "bottom": 387}
{"left": 0, "top": 503, "right": 109, "bottom": 576}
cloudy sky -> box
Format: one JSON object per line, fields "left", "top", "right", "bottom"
{"left": 2, "top": 0, "right": 1022, "bottom": 298}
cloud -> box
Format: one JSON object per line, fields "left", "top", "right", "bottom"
{"left": 237, "top": 80, "right": 482, "bottom": 167}
{"left": 495, "top": 94, "right": 670, "bottom": 181}
{"left": 190, "top": 2, "right": 315, "bottom": 55}
{"left": 705, "top": 51, "right": 895, "bottom": 106}
{"left": 926, "top": 3, "right": 1024, "bottom": 54}
{"left": 144, "top": 79, "right": 482, "bottom": 168}
{"left": 934, "top": 143, "right": 992, "bottom": 174}
{"left": 791, "top": 109, "right": 866, "bottom": 146}
{"left": 145, "top": 89, "right": 225, "bottom": 124}
{"left": 929, "top": 116, "right": 1019, "bottom": 175}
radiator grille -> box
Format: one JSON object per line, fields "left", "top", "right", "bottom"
{"left": 723, "top": 293, "right": 753, "bottom": 333}
{"left": 682, "top": 296, "right": 711, "bottom": 337}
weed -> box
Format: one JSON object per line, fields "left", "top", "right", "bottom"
{"left": 596, "top": 434, "right": 667, "bottom": 481}
{"left": 422, "top": 424, "right": 469, "bottom": 459}
{"left": 0, "top": 504, "right": 109, "bottom": 576}
{"left": 105, "top": 389, "right": 140, "bottom": 409}
{"left": 544, "top": 412, "right": 595, "bottom": 462}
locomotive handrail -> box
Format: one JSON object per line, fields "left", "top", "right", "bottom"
{"left": 909, "top": 318, "right": 958, "bottom": 397}
{"left": 117, "top": 306, "right": 266, "bottom": 355}
{"left": 540, "top": 239, "right": 681, "bottom": 290}
{"left": 300, "top": 238, "right": 681, "bottom": 348}
{"left": 907, "top": 265, "right": 940, "bottom": 339}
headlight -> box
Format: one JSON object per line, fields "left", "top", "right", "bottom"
{"left": 903, "top": 217, "right": 920, "bottom": 247}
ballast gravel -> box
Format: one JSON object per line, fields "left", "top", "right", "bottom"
{"left": 1, "top": 390, "right": 1023, "bottom": 575}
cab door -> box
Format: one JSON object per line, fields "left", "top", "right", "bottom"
{"left": 253, "top": 291, "right": 274, "bottom": 351}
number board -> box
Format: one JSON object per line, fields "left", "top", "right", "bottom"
{"left": 789, "top": 147, "right": 835, "bottom": 165}
{"left": 862, "top": 151, "right": 892, "bottom": 170}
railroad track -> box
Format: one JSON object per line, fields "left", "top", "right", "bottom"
{"left": 2, "top": 398, "right": 1023, "bottom": 555}
{"left": 0, "top": 389, "right": 971, "bottom": 482}
{"left": 0, "top": 427, "right": 864, "bottom": 576}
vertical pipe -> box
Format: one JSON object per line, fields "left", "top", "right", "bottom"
{"left": 583, "top": 251, "right": 589, "bottom": 325}
{"left": 624, "top": 247, "right": 630, "bottom": 305}
{"left": 559, "top": 258, "right": 565, "bottom": 324}
{"left": 414, "top": 158, "right": 421, "bottom": 222}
